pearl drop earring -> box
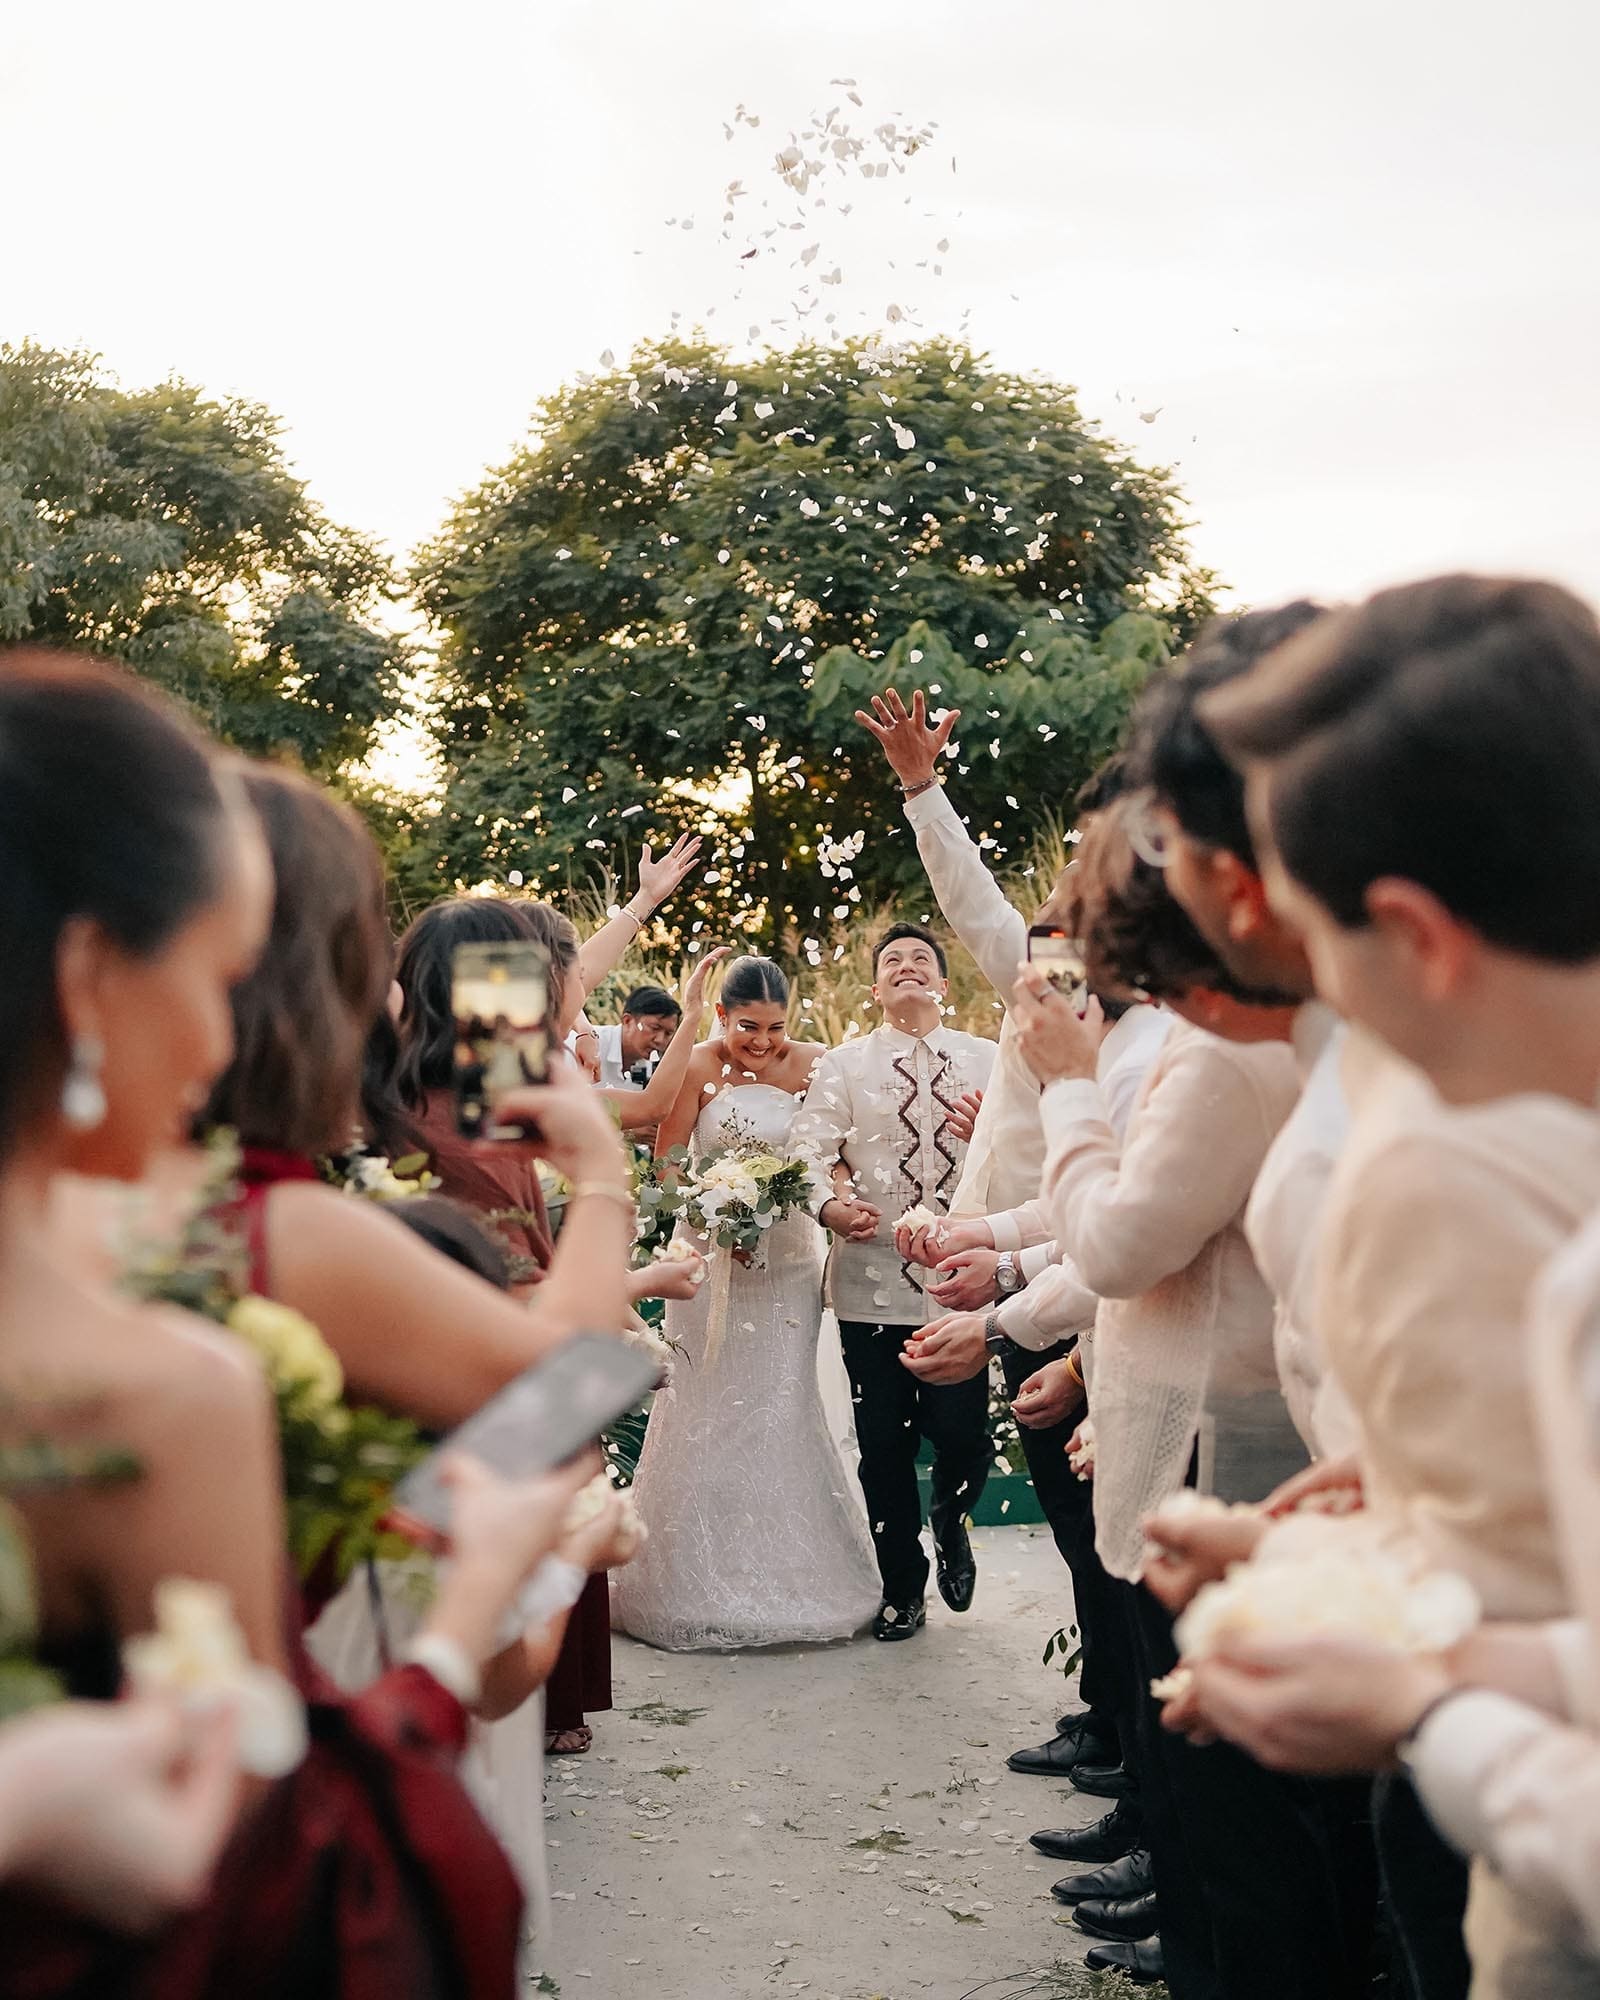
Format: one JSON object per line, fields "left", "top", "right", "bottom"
{"left": 61, "top": 1036, "right": 107, "bottom": 1131}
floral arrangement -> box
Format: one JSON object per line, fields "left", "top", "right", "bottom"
{"left": 669, "top": 1122, "right": 823, "bottom": 1262}
{"left": 119, "top": 1135, "right": 428, "bottom": 1583}
{"left": 322, "top": 1146, "right": 439, "bottom": 1203}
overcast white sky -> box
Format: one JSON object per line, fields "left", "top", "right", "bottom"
{"left": 6, "top": 0, "right": 1598, "bottom": 609}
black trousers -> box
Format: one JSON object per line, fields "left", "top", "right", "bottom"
{"left": 1121, "top": 1577, "right": 1360, "bottom": 2000}
{"left": 998, "top": 1340, "right": 1120, "bottom": 1728}
{"left": 838, "top": 1319, "right": 992, "bottom": 1604}
{"left": 1373, "top": 1771, "right": 1470, "bottom": 2000}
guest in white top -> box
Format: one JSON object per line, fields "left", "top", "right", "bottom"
{"left": 1179, "top": 575, "right": 1600, "bottom": 2000}
{"left": 793, "top": 923, "right": 995, "bottom": 1640}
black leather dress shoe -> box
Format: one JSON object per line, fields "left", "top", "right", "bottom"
{"left": 1029, "top": 1800, "right": 1142, "bottom": 1864}
{"left": 933, "top": 1521, "right": 976, "bottom": 1612}
{"left": 1068, "top": 1756, "right": 1130, "bottom": 1799}
{"left": 1050, "top": 1847, "right": 1153, "bottom": 1906}
{"left": 872, "top": 1597, "right": 926, "bottom": 1642}
{"left": 1006, "top": 1726, "right": 1118, "bottom": 1778}
{"left": 1073, "top": 1889, "right": 1160, "bottom": 1942}
{"left": 1083, "top": 1938, "right": 1165, "bottom": 1984}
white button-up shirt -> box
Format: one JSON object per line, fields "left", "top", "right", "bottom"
{"left": 794, "top": 1020, "right": 996, "bottom": 1326}
{"left": 903, "top": 784, "right": 1040, "bottom": 1216}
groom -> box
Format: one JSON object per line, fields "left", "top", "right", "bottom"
{"left": 794, "top": 924, "right": 996, "bottom": 1640}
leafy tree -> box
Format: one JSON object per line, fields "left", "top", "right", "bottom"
{"left": 415, "top": 335, "right": 1212, "bottom": 940}
{"left": 0, "top": 342, "right": 405, "bottom": 774}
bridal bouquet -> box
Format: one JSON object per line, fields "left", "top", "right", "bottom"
{"left": 680, "top": 1142, "right": 821, "bottom": 1262}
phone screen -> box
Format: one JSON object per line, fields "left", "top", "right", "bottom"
{"left": 392, "top": 1334, "right": 660, "bottom": 1535}
{"left": 452, "top": 939, "right": 551, "bottom": 1140}
{"left": 1027, "top": 926, "right": 1089, "bottom": 1013}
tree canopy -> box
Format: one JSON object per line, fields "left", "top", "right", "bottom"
{"left": 0, "top": 342, "right": 406, "bottom": 774}
{"left": 415, "top": 335, "right": 1212, "bottom": 938}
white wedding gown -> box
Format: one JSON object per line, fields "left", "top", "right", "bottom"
{"left": 614, "top": 1083, "right": 881, "bottom": 1650}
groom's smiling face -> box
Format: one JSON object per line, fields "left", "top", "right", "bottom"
{"left": 872, "top": 936, "right": 949, "bottom": 1010}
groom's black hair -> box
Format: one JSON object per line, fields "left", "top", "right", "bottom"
{"left": 872, "top": 922, "right": 948, "bottom": 978}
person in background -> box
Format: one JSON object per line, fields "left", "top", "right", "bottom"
{"left": 598, "top": 985, "right": 682, "bottom": 1089}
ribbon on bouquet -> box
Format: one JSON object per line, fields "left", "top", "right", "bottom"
{"left": 700, "top": 1244, "right": 735, "bottom": 1371}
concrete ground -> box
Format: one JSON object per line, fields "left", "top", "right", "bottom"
{"left": 537, "top": 1524, "right": 1145, "bottom": 2000}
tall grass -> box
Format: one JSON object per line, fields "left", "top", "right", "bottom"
{"left": 577, "top": 818, "right": 1074, "bottom": 1042}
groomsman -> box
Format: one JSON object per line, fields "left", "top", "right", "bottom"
{"left": 795, "top": 924, "right": 996, "bottom": 1640}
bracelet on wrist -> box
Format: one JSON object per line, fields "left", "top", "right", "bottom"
{"left": 901, "top": 776, "right": 942, "bottom": 801}
{"left": 571, "top": 1179, "right": 635, "bottom": 1215}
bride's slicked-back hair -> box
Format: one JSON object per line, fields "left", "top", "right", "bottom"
{"left": 393, "top": 896, "right": 580, "bottom": 1107}
{"left": 0, "top": 646, "right": 232, "bottom": 1153}
{"left": 202, "top": 764, "right": 392, "bottom": 1157}
{"left": 718, "top": 955, "right": 790, "bottom": 1008}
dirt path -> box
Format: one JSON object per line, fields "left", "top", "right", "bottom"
{"left": 536, "top": 1524, "right": 1129, "bottom": 2000}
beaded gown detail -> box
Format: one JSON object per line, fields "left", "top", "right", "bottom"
{"left": 614, "top": 1085, "right": 880, "bottom": 1650}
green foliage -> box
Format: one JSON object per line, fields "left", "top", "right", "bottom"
{"left": 1043, "top": 1621, "right": 1084, "bottom": 1681}
{"left": 413, "top": 335, "right": 1212, "bottom": 935}
{"left": 0, "top": 341, "right": 407, "bottom": 774}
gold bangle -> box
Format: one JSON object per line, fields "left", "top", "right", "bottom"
{"left": 571, "top": 1180, "right": 636, "bottom": 1214}
{"left": 1065, "top": 1352, "right": 1085, "bottom": 1387}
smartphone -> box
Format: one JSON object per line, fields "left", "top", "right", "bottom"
{"left": 452, "top": 939, "right": 551, "bottom": 1140}
{"left": 391, "top": 1334, "right": 660, "bottom": 1535}
{"left": 1027, "top": 925, "right": 1089, "bottom": 1013}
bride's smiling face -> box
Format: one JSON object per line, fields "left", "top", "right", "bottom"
{"left": 718, "top": 999, "right": 789, "bottom": 1071}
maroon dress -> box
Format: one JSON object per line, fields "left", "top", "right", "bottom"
{"left": 0, "top": 1151, "right": 525, "bottom": 1997}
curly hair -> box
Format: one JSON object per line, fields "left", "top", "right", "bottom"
{"left": 1063, "top": 805, "right": 1238, "bottom": 1004}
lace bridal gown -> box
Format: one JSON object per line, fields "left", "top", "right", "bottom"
{"left": 614, "top": 1083, "right": 881, "bottom": 1650}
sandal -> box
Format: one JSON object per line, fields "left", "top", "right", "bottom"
{"left": 545, "top": 1726, "right": 593, "bottom": 1756}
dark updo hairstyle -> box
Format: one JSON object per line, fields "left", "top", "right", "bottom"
{"left": 717, "top": 955, "right": 790, "bottom": 1009}
{"left": 393, "top": 896, "right": 580, "bottom": 1110}
{"left": 202, "top": 764, "right": 392, "bottom": 1156}
{"left": 0, "top": 646, "right": 233, "bottom": 1153}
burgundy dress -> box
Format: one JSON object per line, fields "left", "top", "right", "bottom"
{"left": 410, "top": 1102, "right": 612, "bottom": 1739}
{"left": 0, "top": 1152, "right": 524, "bottom": 1997}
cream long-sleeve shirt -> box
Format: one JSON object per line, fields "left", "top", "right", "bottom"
{"left": 1039, "top": 1020, "right": 1302, "bottom": 1577}
{"left": 1242, "top": 1004, "right": 1362, "bottom": 1459}
{"left": 794, "top": 1020, "right": 996, "bottom": 1327}
{"left": 903, "top": 784, "right": 1042, "bottom": 1216}
{"left": 990, "top": 1006, "right": 1174, "bottom": 1351}
{"left": 1316, "top": 1078, "right": 1600, "bottom": 1622}
{"left": 1401, "top": 1194, "right": 1600, "bottom": 1979}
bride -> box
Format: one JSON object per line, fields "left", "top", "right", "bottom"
{"left": 613, "top": 955, "right": 880, "bottom": 1651}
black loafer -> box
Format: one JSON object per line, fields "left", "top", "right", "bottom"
{"left": 1050, "top": 1848, "right": 1153, "bottom": 1906}
{"left": 1030, "top": 1800, "right": 1143, "bottom": 1864}
{"left": 1068, "top": 1757, "right": 1130, "bottom": 1799}
{"left": 1006, "top": 1727, "right": 1118, "bottom": 1778}
{"left": 1083, "top": 1938, "right": 1165, "bottom": 1984}
{"left": 933, "top": 1521, "right": 976, "bottom": 1613}
{"left": 872, "top": 1597, "right": 926, "bottom": 1642}
{"left": 1073, "top": 1889, "right": 1160, "bottom": 1943}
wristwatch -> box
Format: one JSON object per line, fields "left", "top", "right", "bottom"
{"left": 983, "top": 1312, "right": 1011, "bottom": 1356}
{"left": 994, "top": 1251, "right": 1022, "bottom": 1298}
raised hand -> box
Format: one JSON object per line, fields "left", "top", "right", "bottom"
{"left": 682, "top": 943, "right": 731, "bottom": 1014}
{"left": 855, "top": 688, "right": 960, "bottom": 791}
{"left": 1012, "top": 963, "right": 1100, "bottom": 1084}
{"left": 635, "top": 833, "right": 703, "bottom": 912}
